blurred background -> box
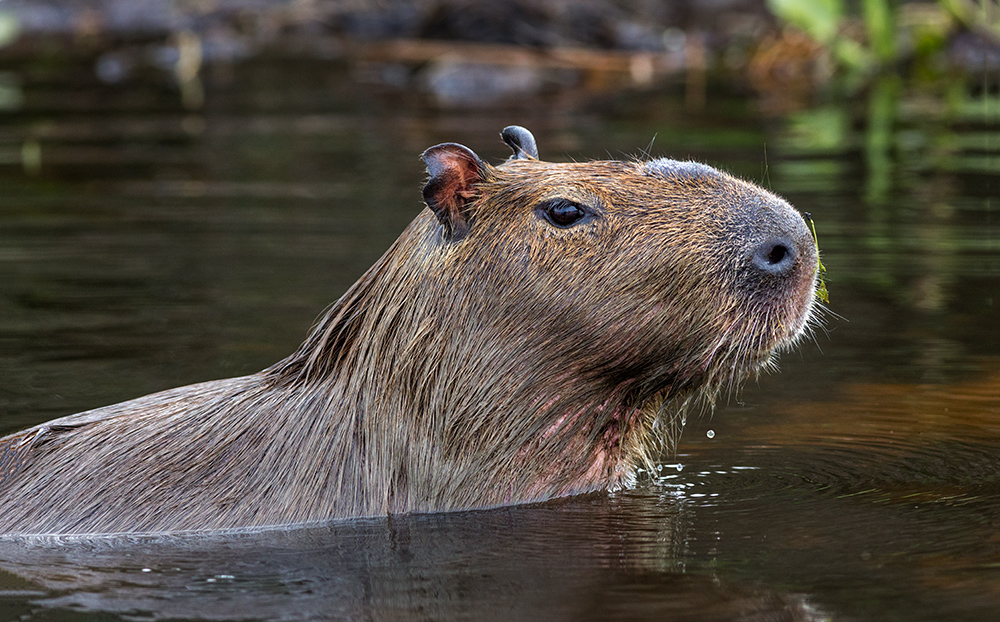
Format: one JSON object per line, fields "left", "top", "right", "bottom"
{"left": 1, "top": 0, "right": 997, "bottom": 408}
{"left": 0, "top": 2, "right": 999, "bottom": 621}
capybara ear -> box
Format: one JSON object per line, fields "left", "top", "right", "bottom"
{"left": 501, "top": 125, "right": 538, "bottom": 160}
{"left": 421, "top": 143, "right": 486, "bottom": 241}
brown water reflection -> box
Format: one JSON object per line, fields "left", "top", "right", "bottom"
{"left": 0, "top": 56, "right": 999, "bottom": 621}
{"left": 660, "top": 356, "right": 1000, "bottom": 621}
{"left": 749, "top": 358, "right": 1000, "bottom": 449}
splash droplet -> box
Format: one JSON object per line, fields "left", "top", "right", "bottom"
{"left": 706, "top": 429, "right": 715, "bottom": 439}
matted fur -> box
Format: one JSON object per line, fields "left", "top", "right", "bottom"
{"left": 0, "top": 131, "right": 818, "bottom": 535}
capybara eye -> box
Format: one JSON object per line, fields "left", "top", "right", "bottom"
{"left": 539, "top": 198, "right": 587, "bottom": 228}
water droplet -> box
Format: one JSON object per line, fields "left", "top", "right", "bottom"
{"left": 706, "top": 429, "right": 715, "bottom": 439}
{"left": 675, "top": 463, "right": 684, "bottom": 472}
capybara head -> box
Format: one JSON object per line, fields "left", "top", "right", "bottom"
{"left": 278, "top": 126, "right": 819, "bottom": 508}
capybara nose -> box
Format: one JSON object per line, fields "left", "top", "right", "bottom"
{"left": 752, "top": 236, "right": 798, "bottom": 277}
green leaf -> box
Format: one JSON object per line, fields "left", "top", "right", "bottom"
{"left": 804, "top": 213, "right": 830, "bottom": 304}
{"left": 767, "top": 0, "right": 845, "bottom": 43}
{"left": 833, "top": 38, "right": 872, "bottom": 71}
{"left": 862, "top": 0, "right": 896, "bottom": 62}
{"left": 0, "top": 12, "right": 19, "bottom": 49}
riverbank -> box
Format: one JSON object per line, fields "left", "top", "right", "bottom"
{"left": 0, "top": 0, "right": 997, "bottom": 112}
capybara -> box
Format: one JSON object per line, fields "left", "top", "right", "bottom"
{"left": 0, "top": 126, "right": 819, "bottom": 535}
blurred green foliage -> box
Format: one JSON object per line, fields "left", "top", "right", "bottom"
{"left": 768, "top": 0, "right": 845, "bottom": 43}
{"left": 0, "top": 12, "right": 18, "bottom": 49}
{"left": 941, "top": 0, "right": 1000, "bottom": 40}
{"left": 863, "top": 0, "right": 898, "bottom": 62}
{"left": 767, "top": 0, "right": 1000, "bottom": 76}
{"left": 0, "top": 13, "right": 20, "bottom": 112}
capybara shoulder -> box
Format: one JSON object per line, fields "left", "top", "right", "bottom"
{"left": 0, "top": 127, "right": 819, "bottom": 535}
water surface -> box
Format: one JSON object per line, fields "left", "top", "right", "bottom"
{"left": 1, "top": 59, "right": 999, "bottom": 621}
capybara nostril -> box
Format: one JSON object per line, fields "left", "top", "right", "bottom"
{"left": 752, "top": 236, "right": 797, "bottom": 277}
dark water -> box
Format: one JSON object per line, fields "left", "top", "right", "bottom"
{"left": 1, "top": 57, "right": 999, "bottom": 621}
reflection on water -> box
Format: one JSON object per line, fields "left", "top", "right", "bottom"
{"left": 0, "top": 499, "right": 824, "bottom": 622}
{"left": 666, "top": 362, "right": 1000, "bottom": 622}
{"left": 0, "top": 57, "right": 999, "bottom": 621}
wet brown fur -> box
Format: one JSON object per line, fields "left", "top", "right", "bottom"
{"left": 0, "top": 132, "right": 818, "bottom": 535}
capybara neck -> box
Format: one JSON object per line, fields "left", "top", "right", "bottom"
{"left": 0, "top": 127, "right": 819, "bottom": 535}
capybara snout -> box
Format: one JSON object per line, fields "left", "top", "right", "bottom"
{"left": 0, "top": 127, "right": 819, "bottom": 535}
{"left": 640, "top": 156, "right": 818, "bottom": 345}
